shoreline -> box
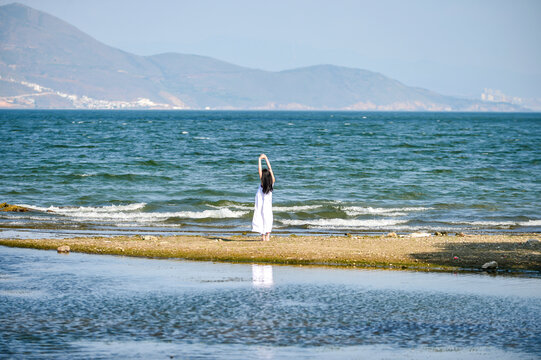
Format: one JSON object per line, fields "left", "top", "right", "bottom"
{"left": 1, "top": 233, "right": 540, "bottom": 274}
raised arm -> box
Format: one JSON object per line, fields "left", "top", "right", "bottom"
{"left": 258, "top": 154, "right": 263, "bottom": 179}
{"left": 261, "top": 154, "right": 275, "bottom": 184}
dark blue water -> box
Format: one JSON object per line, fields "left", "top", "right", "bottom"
{"left": 1, "top": 246, "right": 540, "bottom": 359}
{"left": 1, "top": 110, "right": 540, "bottom": 237}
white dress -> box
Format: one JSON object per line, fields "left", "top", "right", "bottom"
{"left": 251, "top": 185, "right": 273, "bottom": 234}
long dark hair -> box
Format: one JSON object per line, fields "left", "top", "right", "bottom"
{"left": 261, "top": 168, "right": 273, "bottom": 194}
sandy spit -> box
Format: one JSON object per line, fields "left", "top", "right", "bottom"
{"left": 0, "top": 233, "right": 540, "bottom": 274}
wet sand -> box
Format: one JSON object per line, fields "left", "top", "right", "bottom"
{"left": 0, "top": 233, "right": 540, "bottom": 273}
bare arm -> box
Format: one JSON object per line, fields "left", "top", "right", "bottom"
{"left": 258, "top": 154, "right": 263, "bottom": 180}
{"left": 260, "top": 154, "right": 276, "bottom": 184}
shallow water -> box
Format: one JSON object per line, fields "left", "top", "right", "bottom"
{"left": 1, "top": 110, "right": 540, "bottom": 236}
{"left": 1, "top": 246, "right": 540, "bottom": 359}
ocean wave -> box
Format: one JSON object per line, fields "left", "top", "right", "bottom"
{"left": 220, "top": 204, "right": 430, "bottom": 215}
{"left": 445, "top": 219, "right": 541, "bottom": 228}
{"left": 211, "top": 203, "right": 324, "bottom": 212}
{"left": 209, "top": 203, "right": 252, "bottom": 211}
{"left": 70, "top": 173, "right": 173, "bottom": 180}
{"left": 341, "top": 206, "right": 432, "bottom": 217}
{"left": 280, "top": 218, "right": 408, "bottom": 229}
{"left": 15, "top": 203, "right": 248, "bottom": 223}
{"left": 64, "top": 209, "right": 246, "bottom": 222}
{"left": 208, "top": 201, "right": 433, "bottom": 216}
{"left": 161, "top": 209, "right": 249, "bottom": 220}
{"left": 274, "top": 205, "right": 323, "bottom": 212}
{"left": 466, "top": 221, "right": 516, "bottom": 227}
{"left": 20, "top": 203, "right": 147, "bottom": 213}
{"left": 519, "top": 219, "right": 541, "bottom": 226}
{"left": 0, "top": 214, "right": 61, "bottom": 222}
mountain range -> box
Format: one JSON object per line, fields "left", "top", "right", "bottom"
{"left": 0, "top": 3, "right": 526, "bottom": 111}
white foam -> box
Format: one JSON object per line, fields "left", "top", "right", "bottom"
{"left": 519, "top": 219, "right": 541, "bottom": 226}
{"left": 225, "top": 203, "right": 431, "bottom": 216}
{"left": 221, "top": 204, "right": 323, "bottom": 212}
{"left": 280, "top": 218, "right": 407, "bottom": 229}
{"left": 467, "top": 221, "right": 516, "bottom": 227}
{"left": 446, "top": 220, "right": 517, "bottom": 228}
{"left": 168, "top": 209, "right": 248, "bottom": 219}
{"left": 15, "top": 203, "right": 247, "bottom": 224}
{"left": 20, "top": 203, "right": 147, "bottom": 213}
{"left": 59, "top": 209, "right": 247, "bottom": 223}
{"left": 389, "top": 225, "right": 451, "bottom": 232}
{"left": 212, "top": 203, "right": 431, "bottom": 216}
{"left": 274, "top": 205, "right": 323, "bottom": 212}
{"left": 426, "top": 219, "right": 541, "bottom": 228}
{"left": 0, "top": 215, "right": 60, "bottom": 222}
{"left": 209, "top": 204, "right": 252, "bottom": 211}
{"left": 342, "top": 206, "right": 431, "bottom": 217}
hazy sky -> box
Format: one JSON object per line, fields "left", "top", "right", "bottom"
{"left": 4, "top": 0, "right": 541, "bottom": 98}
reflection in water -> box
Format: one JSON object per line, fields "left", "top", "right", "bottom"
{"left": 1, "top": 246, "right": 541, "bottom": 359}
{"left": 252, "top": 264, "right": 273, "bottom": 287}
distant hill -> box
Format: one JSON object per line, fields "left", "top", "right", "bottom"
{"left": 0, "top": 3, "right": 526, "bottom": 110}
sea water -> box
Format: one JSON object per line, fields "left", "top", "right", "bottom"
{"left": 1, "top": 246, "right": 540, "bottom": 359}
{"left": 0, "top": 110, "right": 540, "bottom": 237}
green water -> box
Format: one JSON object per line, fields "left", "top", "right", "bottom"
{"left": 0, "top": 110, "right": 540, "bottom": 236}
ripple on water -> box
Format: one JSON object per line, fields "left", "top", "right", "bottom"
{"left": 1, "top": 111, "right": 541, "bottom": 235}
{"left": 0, "top": 247, "right": 540, "bottom": 359}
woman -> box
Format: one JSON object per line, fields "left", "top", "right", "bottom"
{"left": 251, "top": 154, "right": 275, "bottom": 241}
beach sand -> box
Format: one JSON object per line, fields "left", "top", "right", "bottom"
{"left": 1, "top": 233, "right": 540, "bottom": 273}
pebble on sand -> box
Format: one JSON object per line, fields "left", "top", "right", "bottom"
{"left": 57, "top": 245, "right": 70, "bottom": 253}
{"left": 481, "top": 261, "right": 498, "bottom": 270}
{"left": 408, "top": 232, "right": 432, "bottom": 238}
